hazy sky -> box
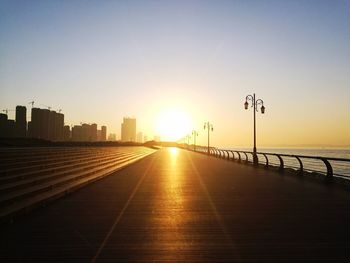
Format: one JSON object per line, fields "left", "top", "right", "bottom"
{"left": 1, "top": 0, "right": 349, "bottom": 147}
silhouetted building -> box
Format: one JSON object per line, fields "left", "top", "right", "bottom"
{"left": 29, "top": 108, "right": 40, "bottom": 139}
{"left": 91, "top": 123, "right": 97, "bottom": 141}
{"left": 27, "top": 121, "right": 32, "bottom": 137}
{"left": 72, "top": 125, "right": 83, "bottom": 141}
{"left": 6, "top": 120, "right": 15, "bottom": 137}
{"left": 48, "top": 111, "right": 56, "bottom": 140}
{"left": 63, "top": 125, "right": 70, "bottom": 141}
{"left": 101, "top": 126, "right": 107, "bottom": 141}
{"left": 70, "top": 123, "right": 105, "bottom": 142}
{"left": 41, "top": 109, "right": 50, "bottom": 140}
{"left": 0, "top": 113, "right": 8, "bottom": 137}
{"left": 81, "top": 124, "right": 91, "bottom": 141}
{"left": 15, "top": 106, "right": 26, "bottom": 137}
{"left": 121, "top": 117, "right": 136, "bottom": 142}
{"left": 55, "top": 113, "right": 64, "bottom": 141}
{"left": 29, "top": 107, "right": 64, "bottom": 141}
{"left": 30, "top": 108, "right": 49, "bottom": 140}
{"left": 0, "top": 114, "right": 16, "bottom": 138}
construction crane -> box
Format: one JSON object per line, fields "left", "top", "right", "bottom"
{"left": 2, "top": 109, "right": 14, "bottom": 115}
{"left": 28, "top": 101, "right": 35, "bottom": 108}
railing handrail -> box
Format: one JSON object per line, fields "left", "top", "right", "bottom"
{"left": 255, "top": 151, "right": 350, "bottom": 162}
{"left": 182, "top": 144, "right": 350, "bottom": 180}
{"left": 229, "top": 150, "right": 350, "bottom": 162}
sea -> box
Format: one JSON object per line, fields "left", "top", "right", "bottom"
{"left": 224, "top": 148, "right": 350, "bottom": 179}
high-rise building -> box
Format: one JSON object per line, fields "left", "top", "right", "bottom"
{"left": 63, "top": 125, "right": 70, "bottom": 141}
{"left": 48, "top": 111, "right": 56, "bottom": 140}
{"left": 91, "top": 123, "right": 97, "bottom": 141}
{"left": 30, "top": 108, "right": 41, "bottom": 139}
{"left": 30, "top": 108, "right": 64, "bottom": 141}
{"left": 0, "top": 113, "right": 8, "bottom": 137}
{"left": 55, "top": 113, "right": 64, "bottom": 141}
{"left": 121, "top": 117, "right": 136, "bottom": 142}
{"left": 81, "top": 124, "right": 90, "bottom": 141}
{"left": 15, "top": 106, "right": 26, "bottom": 138}
{"left": 0, "top": 113, "right": 15, "bottom": 138}
{"left": 101, "top": 126, "right": 107, "bottom": 141}
{"left": 27, "top": 121, "right": 32, "bottom": 138}
{"left": 6, "top": 120, "right": 15, "bottom": 137}
{"left": 0, "top": 113, "right": 16, "bottom": 138}
{"left": 40, "top": 109, "right": 50, "bottom": 140}
{"left": 72, "top": 125, "right": 83, "bottom": 141}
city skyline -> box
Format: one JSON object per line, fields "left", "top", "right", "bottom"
{"left": 1, "top": 1, "right": 349, "bottom": 148}
{"left": 0, "top": 104, "right": 109, "bottom": 142}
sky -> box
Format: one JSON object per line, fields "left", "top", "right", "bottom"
{"left": 1, "top": 0, "right": 349, "bottom": 148}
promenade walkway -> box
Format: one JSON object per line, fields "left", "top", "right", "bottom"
{"left": 1, "top": 148, "right": 350, "bottom": 262}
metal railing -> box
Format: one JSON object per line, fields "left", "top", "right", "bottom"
{"left": 183, "top": 145, "right": 350, "bottom": 180}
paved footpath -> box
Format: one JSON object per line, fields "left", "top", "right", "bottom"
{"left": 1, "top": 148, "right": 350, "bottom": 262}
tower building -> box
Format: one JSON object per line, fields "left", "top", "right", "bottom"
{"left": 121, "top": 117, "right": 136, "bottom": 142}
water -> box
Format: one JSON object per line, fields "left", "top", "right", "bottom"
{"left": 224, "top": 148, "right": 350, "bottom": 179}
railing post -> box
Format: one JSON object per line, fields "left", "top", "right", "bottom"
{"left": 236, "top": 151, "right": 241, "bottom": 162}
{"left": 262, "top": 153, "right": 269, "bottom": 168}
{"left": 320, "top": 158, "right": 333, "bottom": 179}
{"left": 243, "top": 152, "right": 248, "bottom": 163}
{"left": 221, "top": 150, "right": 225, "bottom": 159}
{"left": 275, "top": 154, "right": 284, "bottom": 172}
{"left": 225, "top": 150, "right": 230, "bottom": 160}
{"left": 229, "top": 150, "right": 235, "bottom": 161}
{"left": 294, "top": 156, "right": 303, "bottom": 176}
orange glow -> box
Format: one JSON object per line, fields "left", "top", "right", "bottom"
{"left": 155, "top": 107, "right": 193, "bottom": 142}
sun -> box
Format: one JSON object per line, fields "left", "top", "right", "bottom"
{"left": 155, "top": 107, "right": 192, "bottom": 142}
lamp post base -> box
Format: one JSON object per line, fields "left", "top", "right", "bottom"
{"left": 253, "top": 153, "right": 259, "bottom": 166}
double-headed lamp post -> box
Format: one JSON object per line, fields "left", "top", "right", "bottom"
{"left": 192, "top": 130, "right": 198, "bottom": 151}
{"left": 204, "top": 122, "right": 213, "bottom": 155}
{"left": 244, "top": 93, "right": 265, "bottom": 165}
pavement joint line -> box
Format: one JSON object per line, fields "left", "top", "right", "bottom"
{"left": 186, "top": 150, "right": 241, "bottom": 261}
{"left": 90, "top": 152, "right": 157, "bottom": 263}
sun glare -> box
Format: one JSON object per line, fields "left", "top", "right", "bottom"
{"left": 169, "top": 147, "right": 178, "bottom": 155}
{"left": 155, "top": 107, "right": 192, "bottom": 141}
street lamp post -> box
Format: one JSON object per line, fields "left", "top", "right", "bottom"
{"left": 244, "top": 93, "right": 265, "bottom": 165}
{"left": 192, "top": 130, "right": 198, "bottom": 151}
{"left": 203, "top": 122, "right": 213, "bottom": 155}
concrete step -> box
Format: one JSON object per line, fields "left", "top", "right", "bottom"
{"left": 0, "top": 150, "right": 155, "bottom": 223}
{"left": 0, "top": 152, "right": 140, "bottom": 192}
{"left": 0, "top": 152, "right": 148, "bottom": 205}
{"left": 0, "top": 149, "right": 112, "bottom": 170}
{"left": 0, "top": 151, "right": 133, "bottom": 180}
{"left": 0, "top": 147, "right": 147, "bottom": 170}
